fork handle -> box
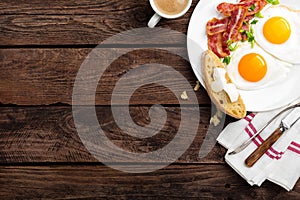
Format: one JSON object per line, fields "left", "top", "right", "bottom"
{"left": 245, "top": 127, "right": 284, "bottom": 167}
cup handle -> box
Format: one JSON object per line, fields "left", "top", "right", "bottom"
{"left": 148, "top": 13, "right": 161, "bottom": 28}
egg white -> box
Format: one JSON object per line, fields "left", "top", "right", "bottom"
{"left": 226, "top": 43, "right": 291, "bottom": 90}
{"left": 254, "top": 5, "right": 300, "bottom": 64}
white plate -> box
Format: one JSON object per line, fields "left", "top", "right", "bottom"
{"left": 187, "top": 0, "right": 300, "bottom": 112}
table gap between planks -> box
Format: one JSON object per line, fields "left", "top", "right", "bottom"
{"left": 0, "top": 0, "right": 299, "bottom": 199}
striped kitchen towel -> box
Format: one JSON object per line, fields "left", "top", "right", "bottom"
{"left": 217, "top": 107, "right": 300, "bottom": 191}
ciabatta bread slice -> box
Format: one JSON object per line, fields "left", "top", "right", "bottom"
{"left": 202, "top": 50, "right": 246, "bottom": 119}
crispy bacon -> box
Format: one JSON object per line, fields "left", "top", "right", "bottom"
{"left": 260, "top": 0, "right": 268, "bottom": 8}
{"left": 206, "top": 17, "right": 229, "bottom": 35}
{"left": 244, "top": 15, "right": 254, "bottom": 22}
{"left": 239, "top": 20, "right": 251, "bottom": 41}
{"left": 206, "top": 0, "right": 269, "bottom": 59}
{"left": 217, "top": 3, "right": 237, "bottom": 16}
{"left": 217, "top": 0, "right": 266, "bottom": 16}
{"left": 208, "top": 33, "right": 230, "bottom": 58}
{"left": 247, "top": 0, "right": 268, "bottom": 15}
{"left": 223, "top": 6, "right": 247, "bottom": 42}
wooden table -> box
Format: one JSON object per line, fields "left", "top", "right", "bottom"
{"left": 0, "top": 0, "right": 299, "bottom": 199}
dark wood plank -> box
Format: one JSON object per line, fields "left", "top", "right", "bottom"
{"left": 0, "top": 106, "right": 227, "bottom": 163}
{"left": 0, "top": 0, "right": 199, "bottom": 46}
{"left": 0, "top": 165, "right": 299, "bottom": 199}
{"left": 0, "top": 0, "right": 197, "bottom": 15}
{"left": 0, "top": 48, "right": 209, "bottom": 105}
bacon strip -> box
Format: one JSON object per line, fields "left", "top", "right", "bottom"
{"left": 247, "top": 0, "right": 268, "bottom": 15}
{"left": 240, "top": 20, "right": 251, "bottom": 41}
{"left": 208, "top": 33, "right": 230, "bottom": 58}
{"left": 206, "top": 0, "right": 269, "bottom": 59}
{"left": 223, "top": 6, "right": 247, "bottom": 42}
{"left": 244, "top": 15, "right": 254, "bottom": 22}
{"left": 217, "top": 0, "right": 264, "bottom": 16}
{"left": 206, "top": 17, "right": 229, "bottom": 35}
{"left": 217, "top": 3, "right": 237, "bottom": 16}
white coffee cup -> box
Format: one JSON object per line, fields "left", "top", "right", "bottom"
{"left": 148, "top": 0, "right": 192, "bottom": 28}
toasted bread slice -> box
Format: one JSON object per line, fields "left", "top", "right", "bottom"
{"left": 202, "top": 50, "right": 246, "bottom": 119}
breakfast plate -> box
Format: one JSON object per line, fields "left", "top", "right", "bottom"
{"left": 187, "top": 0, "right": 300, "bottom": 112}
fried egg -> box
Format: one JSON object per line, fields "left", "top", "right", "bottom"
{"left": 226, "top": 43, "right": 290, "bottom": 90}
{"left": 254, "top": 5, "right": 300, "bottom": 64}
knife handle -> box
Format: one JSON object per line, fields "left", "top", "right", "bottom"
{"left": 245, "top": 127, "right": 284, "bottom": 167}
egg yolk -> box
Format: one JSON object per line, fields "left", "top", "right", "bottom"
{"left": 238, "top": 53, "right": 267, "bottom": 82}
{"left": 263, "top": 17, "right": 291, "bottom": 44}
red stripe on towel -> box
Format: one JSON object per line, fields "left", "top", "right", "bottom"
{"left": 265, "top": 151, "right": 282, "bottom": 160}
{"left": 288, "top": 146, "right": 300, "bottom": 155}
{"left": 291, "top": 141, "right": 300, "bottom": 149}
{"left": 243, "top": 113, "right": 300, "bottom": 158}
{"left": 245, "top": 126, "right": 260, "bottom": 147}
{"left": 244, "top": 116, "right": 284, "bottom": 159}
{"left": 244, "top": 113, "right": 255, "bottom": 122}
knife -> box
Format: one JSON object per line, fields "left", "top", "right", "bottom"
{"left": 245, "top": 108, "right": 300, "bottom": 167}
{"left": 228, "top": 102, "right": 300, "bottom": 155}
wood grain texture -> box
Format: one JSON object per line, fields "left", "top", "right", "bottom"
{"left": 0, "top": 48, "right": 209, "bottom": 105}
{"left": 2, "top": 0, "right": 298, "bottom": 198}
{"left": 0, "top": 106, "right": 227, "bottom": 163}
{"left": 245, "top": 128, "right": 284, "bottom": 168}
{"left": 0, "top": 0, "right": 199, "bottom": 46}
{"left": 0, "top": 0, "right": 197, "bottom": 15}
{"left": 0, "top": 165, "right": 299, "bottom": 199}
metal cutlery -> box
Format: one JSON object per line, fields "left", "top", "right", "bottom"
{"left": 228, "top": 102, "right": 300, "bottom": 156}
{"left": 245, "top": 113, "right": 300, "bottom": 167}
